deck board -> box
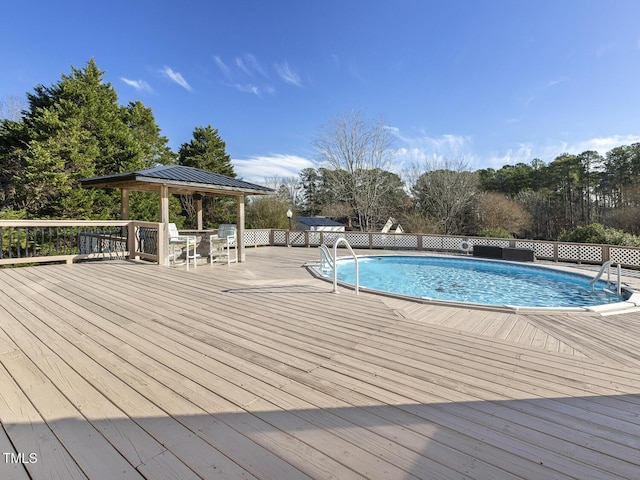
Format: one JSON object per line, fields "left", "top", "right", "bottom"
{"left": 0, "top": 246, "right": 639, "bottom": 479}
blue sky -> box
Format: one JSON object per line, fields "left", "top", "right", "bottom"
{"left": 2, "top": 0, "right": 640, "bottom": 183}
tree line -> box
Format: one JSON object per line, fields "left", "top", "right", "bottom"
{"left": 2, "top": 60, "right": 639, "bottom": 244}
{"left": 262, "top": 110, "right": 640, "bottom": 243}
{"left": 0, "top": 59, "right": 236, "bottom": 227}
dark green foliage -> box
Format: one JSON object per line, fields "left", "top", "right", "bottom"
{"left": 178, "top": 125, "right": 234, "bottom": 176}
{"left": 178, "top": 125, "right": 236, "bottom": 227}
{"left": 558, "top": 223, "right": 640, "bottom": 247}
{"left": 246, "top": 196, "right": 290, "bottom": 229}
{"left": 477, "top": 227, "right": 513, "bottom": 238}
{"left": 0, "top": 59, "right": 174, "bottom": 221}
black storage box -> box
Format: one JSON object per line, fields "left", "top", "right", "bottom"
{"left": 472, "top": 245, "right": 503, "bottom": 259}
{"left": 501, "top": 247, "right": 535, "bottom": 262}
{"left": 472, "top": 245, "right": 535, "bottom": 262}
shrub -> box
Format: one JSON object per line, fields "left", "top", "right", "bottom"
{"left": 477, "top": 227, "right": 513, "bottom": 238}
{"left": 558, "top": 223, "right": 640, "bottom": 247}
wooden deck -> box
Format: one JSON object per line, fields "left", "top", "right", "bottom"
{"left": 0, "top": 246, "right": 639, "bottom": 479}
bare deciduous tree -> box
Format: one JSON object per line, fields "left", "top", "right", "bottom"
{"left": 313, "top": 110, "right": 396, "bottom": 231}
{"left": 409, "top": 158, "right": 479, "bottom": 235}
{"left": 475, "top": 191, "right": 531, "bottom": 236}
{"left": 0, "top": 95, "right": 25, "bottom": 121}
{"left": 263, "top": 175, "right": 301, "bottom": 206}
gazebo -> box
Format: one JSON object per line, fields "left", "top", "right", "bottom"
{"left": 81, "top": 165, "right": 274, "bottom": 264}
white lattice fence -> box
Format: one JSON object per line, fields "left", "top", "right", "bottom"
{"left": 557, "top": 244, "right": 579, "bottom": 261}
{"left": 244, "top": 229, "right": 270, "bottom": 247}
{"left": 321, "top": 232, "right": 344, "bottom": 246}
{"left": 262, "top": 229, "right": 640, "bottom": 268}
{"left": 371, "top": 234, "right": 392, "bottom": 248}
{"left": 345, "top": 233, "right": 370, "bottom": 247}
{"left": 557, "top": 244, "right": 577, "bottom": 260}
{"left": 516, "top": 241, "right": 554, "bottom": 259}
{"left": 307, "top": 231, "right": 322, "bottom": 246}
{"left": 273, "top": 230, "right": 287, "bottom": 245}
{"left": 420, "top": 236, "right": 445, "bottom": 250}
{"left": 577, "top": 245, "right": 603, "bottom": 263}
{"left": 369, "top": 234, "right": 416, "bottom": 249}
{"left": 290, "top": 231, "right": 307, "bottom": 246}
{"left": 394, "top": 235, "right": 419, "bottom": 249}
{"left": 474, "top": 238, "right": 511, "bottom": 248}
{"left": 610, "top": 247, "right": 640, "bottom": 267}
{"left": 442, "top": 237, "right": 466, "bottom": 250}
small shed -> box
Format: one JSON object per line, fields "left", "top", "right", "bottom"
{"left": 296, "top": 217, "right": 345, "bottom": 232}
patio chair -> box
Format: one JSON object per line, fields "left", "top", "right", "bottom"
{"left": 209, "top": 227, "right": 238, "bottom": 265}
{"left": 168, "top": 223, "right": 199, "bottom": 270}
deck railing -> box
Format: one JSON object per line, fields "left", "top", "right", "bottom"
{"left": 0, "top": 220, "right": 161, "bottom": 266}
{"left": 252, "top": 229, "right": 640, "bottom": 269}
{"left": 2, "top": 221, "right": 639, "bottom": 269}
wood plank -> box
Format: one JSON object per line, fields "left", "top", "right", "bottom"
{"left": 0, "top": 249, "right": 639, "bottom": 479}
{"left": 15, "top": 264, "right": 556, "bottom": 478}
{"left": 0, "top": 415, "right": 35, "bottom": 480}
{"left": 2, "top": 268, "right": 369, "bottom": 480}
{"left": 0, "top": 328, "right": 89, "bottom": 480}
{"left": 0, "top": 292, "right": 203, "bottom": 480}
{"left": 0, "top": 276, "right": 306, "bottom": 480}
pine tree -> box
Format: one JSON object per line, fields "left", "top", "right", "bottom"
{"left": 177, "top": 125, "right": 236, "bottom": 227}
{"left": 178, "top": 125, "right": 235, "bottom": 177}
{"left": 0, "top": 59, "right": 174, "bottom": 220}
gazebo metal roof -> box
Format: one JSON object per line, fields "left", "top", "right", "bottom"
{"left": 81, "top": 165, "right": 274, "bottom": 265}
{"left": 81, "top": 165, "right": 274, "bottom": 196}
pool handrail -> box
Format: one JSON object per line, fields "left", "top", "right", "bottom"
{"left": 590, "top": 260, "right": 622, "bottom": 294}
{"left": 332, "top": 238, "right": 359, "bottom": 295}
{"left": 318, "top": 244, "right": 333, "bottom": 273}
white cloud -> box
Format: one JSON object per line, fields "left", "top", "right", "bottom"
{"left": 232, "top": 154, "right": 314, "bottom": 184}
{"left": 239, "top": 53, "right": 267, "bottom": 78}
{"left": 386, "top": 128, "right": 640, "bottom": 173}
{"left": 120, "top": 78, "right": 152, "bottom": 93}
{"left": 390, "top": 129, "right": 475, "bottom": 170}
{"left": 483, "top": 134, "right": 640, "bottom": 169}
{"left": 567, "top": 135, "right": 640, "bottom": 155}
{"left": 214, "top": 54, "right": 273, "bottom": 95}
{"left": 485, "top": 144, "right": 535, "bottom": 169}
{"left": 545, "top": 77, "right": 569, "bottom": 88}
{"left": 275, "top": 61, "right": 302, "bottom": 87}
{"left": 213, "top": 55, "right": 233, "bottom": 80}
{"left": 161, "top": 66, "right": 192, "bottom": 92}
{"left": 229, "top": 83, "right": 274, "bottom": 97}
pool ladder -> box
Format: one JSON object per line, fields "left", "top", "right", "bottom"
{"left": 318, "top": 238, "right": 359, "bottom": 295}
{"left": 589, "top": 260, "right": 622, "bottom": 295}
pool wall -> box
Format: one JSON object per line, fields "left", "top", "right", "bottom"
{"left": 309, "top": 253, "right": 640, "bottom": 314}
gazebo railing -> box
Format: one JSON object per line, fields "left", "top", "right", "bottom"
{"left": 0, "top": 220, "right": 161, "bottom": 266}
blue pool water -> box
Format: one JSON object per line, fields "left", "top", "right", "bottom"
{"left": 326, "top": 255, "right": 627, "bottom": 308}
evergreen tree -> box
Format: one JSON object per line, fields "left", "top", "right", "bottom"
{"left": 178, "top": 125, "right": 234, "bottom": 176}
{"left": 0, "top": 118, "right": 27, "bottom": 210}
{"left": 178, "top": 125, "right": 236, "bottom": 227}
{"left": 124, "top": 100, "right": 176, "bottom": 168}
{"left": 0, "top": 59, "right": 174, "bottom": 220}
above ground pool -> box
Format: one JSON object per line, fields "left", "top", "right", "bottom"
{"left": 318, "top": 254, "right": 631, "bottom": 309}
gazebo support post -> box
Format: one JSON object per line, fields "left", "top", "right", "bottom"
{"left": 237, "top": 195, "right": 245, "bottom": 262}
{"left": 195, "top": 196, "right": 203, "bottom": 230}
{"left": 160, "top": 184, "right": 170, "bottom": 266}
{"left": 121, "top": 188, "right": 130, "bottom": 220}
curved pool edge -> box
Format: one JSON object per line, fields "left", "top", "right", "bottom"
{"left": 306, "top": 254, "right": 640, "bottom": 315}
